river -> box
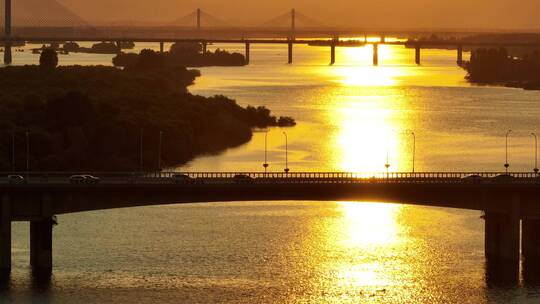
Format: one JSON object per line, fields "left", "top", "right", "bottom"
{"left": 2, "top": 41, "right": 540, "bottom": 303}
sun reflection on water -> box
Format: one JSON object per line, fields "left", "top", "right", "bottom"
{"left": 325, "top": 44, "right": 415, "bottom": 173}
{"left": 337, "top": 202, "right": 400, "bottom": 247}
{"left": 332, "top": 46, "right": 404, "bottom": 87}
{"left": 319, "top": 202, "right": 405, "bottom": 299}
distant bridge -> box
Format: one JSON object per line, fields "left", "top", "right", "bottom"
{"left": 3, "top": 4, "right": 540, "bottom": 66}
{"left": 1, "top": 170, "right": 540, "bottom": 280}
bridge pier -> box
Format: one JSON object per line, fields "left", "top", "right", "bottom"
{"left": 484, "top": 210, "right": 520, "bottom": 276}
{"left": 330, "top": 43, "right": 335, "bottom": 65}
{"left": 202, "top": 42, "right": 207, "bottom": 53}
{"left": 522, "top": 218, "right": 540, "bottom": 283}
{"left": 0, "top": 195, "right": 10, "bottom": 273}
{"left": 116, "top": 41, "right": 122, "bottom": 54}
{"left": 522, "top": 218, "right": 540, "bottom": 262}
{"left": 373, "top": 44, "right": 379, "bottom": 66}
{"left": 30, "top": 217, "right": 53, "bottom": 273}
{"left": 3, "top": 42, "right": 12, "bottom": 65}
{"left": 4, "top": 0, "right": 12, "bottom": 65}
{"left": 457, "top": 45, "right": 463, "bottom": 66}
{"left": 245, "top": 42, "right": 250, "bottom": 65}
{"left": 288, "top": 41, "right": 293, "bottom": 64}
{"left": 159, "top": 42, "right": 164, "bottom": 53}
{"left": 415, "top": 45, "right": 421, "bottom": 65}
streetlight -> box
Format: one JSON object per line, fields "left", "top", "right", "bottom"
{"left": 504, "top": 129, "right": 512, "bottom": 173}
{"left": 385, "top": 132, "right": 390, "bottom": 179}
{"left": 532, "top": 132, "right": 539, "bottom": 174}
{"left": 408, "top": 130, "right": 416, "bottom": 173}
{"left": 158, "top": 131, "right": 163, "bottom": 172}
{"left": 263, "top": 131, "right": 269, "bottom": 173}
{"left": 11, "top": 131, "right": 15, "bottom": 172}
{"left": 283, "top": 131, "right": 289, "bottom": 173}
{"left": 139, "top": 128, "right": 143, "bottom": 172}
{"left": 25, "top": 131, "right": 29, "bottom": 176}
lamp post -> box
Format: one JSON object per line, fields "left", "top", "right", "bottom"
{"left": 532, "top": 132, "right": 539, "bottom": 174}
{"left": 283, "top": 132, "right": 289, "bottom": 173}
{"left": 409, "top": 130, "right": 416, "bottom": 173}
{"left": 139, "top": 128, "right": 143, "bottom": 172}
{"left": 25, "top": 131, "right": 29, "bottom": 176}
{"left": 11, "top": 131, "right": 15, "bottom": 172}
{"left": 263, "top": 131, "right": 269, "bottom": 173}
{"left": 158, "top": 131, "right": 163, "bottom": 172}
{"left": 504, "top": 129, "right": 512, "bottom": 173}
{"left": 385, "top": 132, "right": 390, "bottom": 179}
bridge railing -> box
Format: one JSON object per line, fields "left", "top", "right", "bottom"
{"left": 1, "top": 171, "right": 539, "bottom": 184}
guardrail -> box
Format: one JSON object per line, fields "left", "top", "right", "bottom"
{"left": 1, "top": 171, "right": 540, "bottom": 185}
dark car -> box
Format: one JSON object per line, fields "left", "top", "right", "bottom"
{"left": 491, "top": 174, "right": 515, "bottom": 183}
{"left": 69, "top": 175, "right": 86, "bottom": 184}
{"left": 82, "top": 175, "right": 101, "bottom": 184}
{"left": 173, "top": 174, "right": 192, "bottom": 184}
{"left": 234, "top": 174, "right": 254, "bottom": 184}
{"left": 462, "top": 174, "right": 485, "bottom": 183}
{"left": 8, "top": 175, "right": 25, "bottom": 184}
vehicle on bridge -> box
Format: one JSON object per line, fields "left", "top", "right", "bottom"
{"left": 7, "top": 175, "right": 25, "bottom": 184}
{"left": 462, "top": 174, "right": 485, "bottom": 183}
{"left": 172, "top": 174, "right": 192, "bottom": 184}
{"left": 70, "top": 175, "right": 100, "bottom": 184}
{"left": 234, "top": 174, "right": 255, "bottom": 184}
{"left": 491, "top": 174, "right": 515, "bottom": 183}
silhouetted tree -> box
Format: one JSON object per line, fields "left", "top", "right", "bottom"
{"left": 0, "top": 64, "right": 294, "bottom": 171}
{"left": 136, "top": 49, "right": 165, "bottom": 70}
{"left": 39, "top": 48, "right": 58, "bottom": 71}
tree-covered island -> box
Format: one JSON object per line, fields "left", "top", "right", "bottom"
{"left": 113, "top": 42, "right": 247, "bottom": 67}
{"left": 463, "top": 48, "right": 540, "bottom": 90}
{"left": 0, "top": 49, "right": 294, "bottom": 171}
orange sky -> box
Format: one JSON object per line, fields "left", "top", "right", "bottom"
{"left": 49, "top": 0, "right": 540, "bottom": 29}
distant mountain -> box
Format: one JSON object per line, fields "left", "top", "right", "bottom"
{"left": 1, "top": 0, "right": 88, "bottom": 27}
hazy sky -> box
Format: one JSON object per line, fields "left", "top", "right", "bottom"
{"left": 49, "top": 0, "right": 540, "bottom": 29}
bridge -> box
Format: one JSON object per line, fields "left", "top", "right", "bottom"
{"left": 1, "top": 171, "right": 540, "bottom": 280}
{"left": 3, "top": 3, "right": 540, "bottom": 66}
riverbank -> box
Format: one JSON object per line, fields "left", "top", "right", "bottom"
{"left": 0, "top": 62, "right": 294, "bottom": 171}
{"left": 462, "top": 48, "right": 540, "bottom": 90}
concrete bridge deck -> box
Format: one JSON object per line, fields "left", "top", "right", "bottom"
{"left": 1, "top": 171, "right": 540, "bottom": 279}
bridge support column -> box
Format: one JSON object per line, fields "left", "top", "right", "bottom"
{"left": 522, "top": 218, "right": 540, "bottom": 261}
{"left": 4, "top": 0, "right": 12, "bottom": 65}
{"left": 159, "top": 42, "right": 164, "bottom": 53}
{"left": 3, "top": 42, "right": 12, "bottom": 65}
{"left": 457, "top": 45, "right": 463, "bottom": 66}
{"left": 373, "top": 44, "right": 379, "bottom": 66}
{"left": 521, "top": 218, "right": 540, "bottom": 283}
{"left": 484, "top": 210, "right": 520, "bottom": 279}
{"left": 415, "top": 45, "right": 421, "bottom": 65}
{"left": 30, "top": 194, "right": 53, "bottom": 273}
{"left": 288, "top": 41, "right": 293, "bottom": 64}
{"left": 202, "top": 42, "right": 207, "bottom": 53}
{"left": 330, "top": 43, "right": 336, "bottom": 65}
{"left": 30, "top": 217, "right": 53, "bottom": 273}
{"left": 116, "top": 41, "right": 122, "bottom": 54}
{"left": 244, "top": 42, "right": 250, "bottom": 65}
{"left": 0, "top": 195, "right": 11, "bottom": 273}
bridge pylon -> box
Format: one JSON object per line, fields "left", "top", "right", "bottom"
{"left": 4, "top": 0, "right": 12, "bottom": 65}
{"left": 197, "top": 8, "right": 201, "bottom": 30}
{"left": 290, "top": 8, "right": 296, "bottom": 40}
